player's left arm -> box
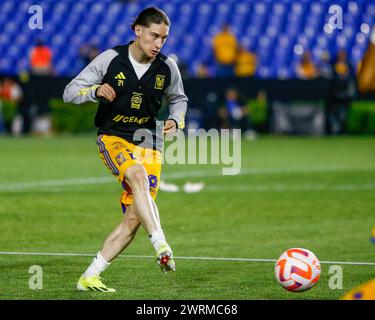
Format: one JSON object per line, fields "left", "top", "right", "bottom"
{"left": 63, "top": 49, "right": 118, "bottom": 104}
{"left": 163, "top": 58, "right": 188, "bottom": 134}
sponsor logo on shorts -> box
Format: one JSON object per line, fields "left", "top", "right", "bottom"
{"left": 115, "top": 152, "right": 126, "bottom": 166}
{"left": 112, "top": 142, "right": 126, "bottom": 151}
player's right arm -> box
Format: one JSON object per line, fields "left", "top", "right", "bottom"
{"left": 63, "top": 49, "right": 118, "bottom": 104}
{"left": 357, "top": 26, "right": 375, "bottom": 93}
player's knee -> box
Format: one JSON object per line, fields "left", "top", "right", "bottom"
{"left": 126, "top": 164, "right": 149, "bottom": 190}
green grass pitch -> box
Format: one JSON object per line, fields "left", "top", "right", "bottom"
{"left": 0, "top": 135, "right": 374, "bottom": 300}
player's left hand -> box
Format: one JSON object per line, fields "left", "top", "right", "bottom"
{"left": 163, "top": 120, "right": 177, "bottom": 135}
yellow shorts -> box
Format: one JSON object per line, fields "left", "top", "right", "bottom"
{"left": 96, "top": 134, "right": 162, "bottom": 213}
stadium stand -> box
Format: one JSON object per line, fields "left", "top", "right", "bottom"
{"left": 0, "top": 0, "right": 374, "bottom": 78}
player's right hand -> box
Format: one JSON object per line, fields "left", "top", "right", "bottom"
{"left": 96, "top": 83, "right": 116, "bottom": 102}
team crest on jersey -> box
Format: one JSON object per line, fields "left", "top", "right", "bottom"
{"left": 154, "top": 74, "right": 165, "bottom": 90}
{"left": 115, "top": 72, "right": 126, "bottom": 86}
{"left": 131, "top": 92, "right": 143, "bottom": 109}
{"left": 115, "top": 152, "right": 126, "bottom": 166}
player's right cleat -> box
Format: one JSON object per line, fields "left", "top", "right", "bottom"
{"left": 156, "top": 245, "right": 176, "bottom": 273}
{"left": 77, "top": 275, "right": 116, "bottom": 292}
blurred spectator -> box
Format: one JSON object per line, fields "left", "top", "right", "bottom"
{"left": 219, "top": 88, "right": 256, "bottom": 139}
{"left": 247, "top": 89, "right": 268, "bottom": 133}
{"left": 296, "top": 51, "right": 318, "bottom": 79}
{"left": 0, "top": 77, "right": 23, "bottom": 103}
{"left": 168, "top": 53, "right": 190, "bottom": 79}
{"left": 201, "top": 90, "right": 220, "bottom": 129}
{"left": 357, "top": 25, "right": 375, "bottom": 93}
{"left": 30, "top": 39, "right": 53, "bottom": 75}
{"left": 325, "top": 50, "right": 356, "bottom": 135}
{"left": 195, "top": 62, "right": 210, "bottom": 78}
{"left": 317, "top": 51, "right": 333, "bottom": 79}
{"left": 29, "top": 40, "right": 54, "bottom": 135}
{"left": 0, "top": 77, "right": 23, "bottom": 134}
{"left": 80, "top": 43, "right": 100, "bottom": 67}
{"left": 234, "top": 45, "right": 257, "bottom": 77}
{"left": 212, "top": 24, "right": 238, "bottom": 77}
{"left": 334, "top": 50, "right": 353, "bottom": 77}
{"left": 357, "top": 26, "right": 375, "bottom": 93}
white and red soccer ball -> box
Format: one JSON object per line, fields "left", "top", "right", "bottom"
{"left": 275, "top": 248, "right": 321, "bottom": 292}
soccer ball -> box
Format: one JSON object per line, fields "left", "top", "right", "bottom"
{"left": 275, "top": 248, "right": 321, "bottom": 292}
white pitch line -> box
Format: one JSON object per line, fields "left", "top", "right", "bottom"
{"left": 164, "top": 165, "right": 375, "bottom": 180}
{"left": 1, "top": 180, "right": 375, "bottom": 193}
{"left": 0, "top": 251, "right": 374, "bottom": 266}
{"left": 1, "top": 165, "right": 375, "bottom": 192}
{"left": 204, "top": 184, "right": 375, "bottom": 192}
{"left": 0, "top": 177, "right": 113, "bottom": 191}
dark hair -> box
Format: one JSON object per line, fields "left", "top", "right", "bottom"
{"left": 36, "top": 39, "right": 44, "bottom": 46}
{"left": 131, "top": 7, "right": 170, "bottom": 30}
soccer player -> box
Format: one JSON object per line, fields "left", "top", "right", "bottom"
{"left": 357, "top": 25, "right": 375, "bottom": 93}
{"left": 63, "top": 7, "right": 187, "bottom": 292}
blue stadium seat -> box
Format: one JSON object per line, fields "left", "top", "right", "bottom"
{"left": 0, "top": 0, "right": 374, "bottom": 78}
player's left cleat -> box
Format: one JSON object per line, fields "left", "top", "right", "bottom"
{"left": 77, "top": 275, "right": 116, "bottom": 292}
{"left": 156, "top": 244, "right": 176, "bottom": 273}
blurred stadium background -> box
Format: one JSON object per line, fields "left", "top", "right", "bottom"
{"left": 0, "top": 0, "right": 374, "bottom": 300}
{"left": 0, "top": 0, "right": 373, "bottom": 77}
{"left": 0, "top": 0, "right": 375, "bottom": 135}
